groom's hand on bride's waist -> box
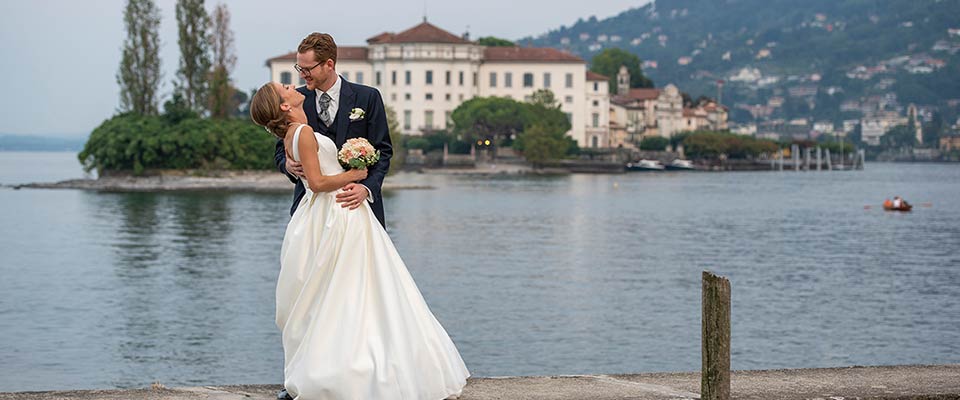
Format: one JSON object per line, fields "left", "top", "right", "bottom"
{"left": 336, "top": 183, "right": 371, "bottom": 209}
{"left": 285, "top": 157, "right": 305, "bottom": 178}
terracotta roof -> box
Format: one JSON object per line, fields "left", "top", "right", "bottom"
{"left": 615, "top": 88, "right": 661, "bottom": 102}
{"left": 703, "top": 103, "right": 729, "bottom": 112}
{"left": 373, "top": 21, "right": 471, "bottom": 44}
{"left": 683, "top": 108, "right": 701, "bottom": 117}
{"left": 265, "top": 47, "right": 368, "bottom": 65}
{"left": 337, "top": 47, "right": 369, "bottom": 61}
{"left": 366, "top": 32, "right": 395, "bottom": 44}
{"left": 483, "top": 47, "right": 583, "bottom": 63}
{"left": 586, "top": 71, "right": 609, "bottom": 81}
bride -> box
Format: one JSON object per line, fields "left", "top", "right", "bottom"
{"left": 250, "top": 82, "right": 469, "bottom": 400}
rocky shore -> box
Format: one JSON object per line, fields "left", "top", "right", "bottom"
{"left": 1, "top": 365, "right": 958, "bottom": 400}
{"left": 6, "top": 171, "right": 433, "bottom": 192}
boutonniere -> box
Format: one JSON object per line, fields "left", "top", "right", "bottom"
{"left": 349, "top": 107, "right": 366, "bottom": 121}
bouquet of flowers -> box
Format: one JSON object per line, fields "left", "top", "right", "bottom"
{"left": 338, "top": 138, "right": 380, "bottom": 169}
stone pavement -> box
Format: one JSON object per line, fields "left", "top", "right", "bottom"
{"left": 2, "top": 365, "right": 958, "bottom": 400}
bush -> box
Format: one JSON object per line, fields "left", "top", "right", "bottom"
{"left": 78, "top": 113, "right": 276, "bottom": 174}
{"left": 406, "top": 137, "right": 431, "bottom": 150}
{"left": 682, "top": 131, "right": 779, "bottom": 160}
{"left": 639, "top": 136, "right": 669, "bottom": 151}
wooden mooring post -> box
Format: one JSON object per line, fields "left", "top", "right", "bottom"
{"left": 702, "top": 271, "right": 731, "bottom": 400}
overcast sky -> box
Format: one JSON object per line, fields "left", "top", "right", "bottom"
{"left": 0, "top": 0, "right": 649, "bottom": 137}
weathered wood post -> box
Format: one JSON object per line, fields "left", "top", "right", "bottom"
{"left": 702, "top": 271, "right": 731, "bottom": 400}
{"left": 816, "top": 147, "right": 822, "bottom": 171}
{"left": 792, "top": 144, "right": 800, "bottom": 171}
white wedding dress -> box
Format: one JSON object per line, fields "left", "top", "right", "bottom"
{"left": 276, "top": 124, "right": 469, "bottom": 400}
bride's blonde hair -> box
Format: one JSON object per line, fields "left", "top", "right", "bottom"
{"left": 250, "top": 83, "right": 289, "bottom": 139}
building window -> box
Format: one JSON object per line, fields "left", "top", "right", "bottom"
{"left": 392, "top": 71, "right": 397, "bottom": 85}
{"left": 593, "top": 82, "right": 599, "bottom": 92}
{"left": 564, "top": 112, "right": 572, "bottom": 123}
{"left": 459, "top": 94, "right": 464, "bottom": 101}
{"left": 565, "top": 95, "right": 573, "bottom": 103}
{"left": 543, "top": 73, "right": 551, "bottom": 88}
{"left": 489, "top": 72, "right": 497, "bottom": 87}
{"left": 280, "top": 72, "right": 292, "bottom": 85}
{"left": 405, "top": 70, "right": 411, "bottom": 85}
{"left": 473, "top": 72, "right": 478, "bottom": 87}
{"left": 592, "top": 113, "right": 600, "bottom": 128}
{"left": 426, "top": 93, "right": 433, "bottom": 100}
{"left": 565, "top": 73, "right": 573, "bottom": 88}
{"left": 445, "top": 93, "right": 451, "bottom": 101}
{"left": 523, "top": 73, "right": 534, "bottom": 88}
{"left": 376, "top": 71, "right": 382, "bottom": 85}
{"left": 592, "top": 136, "right": 599, "bottom": 148}
{"left": 342, "top": 72, "right": 349, "bottom": 81}
{"left": 425, "top": 110, "right": 434, "bottom": 129}
{"left": 426, "top": 70, "right": 433, "bottom": 85}
{"left": 356, "top": 72, "right": 364, "bottom": 84}
{"left": 459, "top": 71, "right": 464, "bottom": 86}
{"left": 391, "top": 93, "right": 397, "bottom": 102}
{"left": 505, "top": 72, "right": 513, "bottom": 88}
{"left": 445, "top": 111, "right": 452, "bottom": 126}
{"left": 446, "top": 71, "right": 452, "bottom": 85}
{"left": 593, "top": 100, "right": 599, "bottom": 106}
{"left": 403, "top": 110, "right": 411, "bottom": 130}
{"left": 405, "top": 93, "right": 411, "bottom": 100}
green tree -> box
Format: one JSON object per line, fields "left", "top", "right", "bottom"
{"left": 451, "top": 97, "right": 531, "bottom": 146}
{"left": 681, "top": 131, "right": 778, "bottom": 160}
{"left": 174, "top": 0, "right": 211, "bottom": 113}
{"left": 589, "top": 48, "right": 653, "bottom": 93}
{"left": 118, "top": 0, "right": 162, "bottom": 116}
{"left": 529, "top": 89, "right": 559, "bottom": 109}
{"left": 207, "top": 3, "right": 238, "bottom": 119}
{"left": 477, "top": 36, "right": 515, "bottom": 47}
{"left": 385, "top": 106, "right": 403, "bottom": 174}
{"left": 880, "top": 125, "right": 917, "bottom": 150}
{"left": 525, "top": 89, "right": 571, "bottom": 136}
{"left": 639, "top": 136, "right": 669, "bottom": 151}
{"left": 78, "top": 113, "right": 274, "bottom": 174}
{"left": 923, "top": 111, "right": 946, "bottom": 147}
{"left": 514, "top": 122, "right": 571, "bottom": 167}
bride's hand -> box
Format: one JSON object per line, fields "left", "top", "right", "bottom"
{"left": 348, "top": 168, "right": 368, "bottom": 181}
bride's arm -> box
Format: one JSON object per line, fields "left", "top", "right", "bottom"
{"left": 297, "top": 127, "right": 367, "bottom": 193}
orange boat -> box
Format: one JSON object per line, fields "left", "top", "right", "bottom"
{"left": 883, "top": 202, "right": 912, "bottom": 212}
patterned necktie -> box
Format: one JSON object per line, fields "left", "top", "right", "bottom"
{"left": 318, "top": 92, "right": 333, "bottom": 127}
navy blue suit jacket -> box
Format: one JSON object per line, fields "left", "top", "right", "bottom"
{"left": 275, "top": 76, "right": 392, "bottom": 228}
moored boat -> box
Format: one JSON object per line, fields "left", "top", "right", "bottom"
{"left": 626, "top": 159, "right": 666, "bottom": 171}
{"left": 665, "top": 159, "right": 696, "bottom": 171}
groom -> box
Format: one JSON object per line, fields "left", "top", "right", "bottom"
{"left": 275, "top": 32, "right": 392, "bottom": 228}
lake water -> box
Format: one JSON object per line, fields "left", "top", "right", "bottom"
{"left": 1, "top": 151, "right": 958, "bottom": 392}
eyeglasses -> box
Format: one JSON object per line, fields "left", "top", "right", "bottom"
{"left": 294, "top": 60, "right": 324, "bottom": 75}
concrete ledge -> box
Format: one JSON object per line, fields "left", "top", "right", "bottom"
{"left": 2, "top": 365, "right": 958, "bottom": 400}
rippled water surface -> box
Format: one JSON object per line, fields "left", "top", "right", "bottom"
{"left": 1, "top": 152, "right": 958, "bottom": 391}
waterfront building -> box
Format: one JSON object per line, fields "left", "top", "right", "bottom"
{"left": 266, "top": 20, "right": 608, "bottom": 147}
{"left": 609, "top": 66, "right": 727, "bottom": 143}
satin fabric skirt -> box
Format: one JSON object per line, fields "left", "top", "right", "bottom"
{"left": 276, "top": 190, "right": 469, "bottom": 400}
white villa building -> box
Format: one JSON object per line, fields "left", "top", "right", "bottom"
{"left": 266, "top": 21, "right": 611, "bottom": 148}
{"left": 266, "top": 21, "right": 728, "bottom": 150}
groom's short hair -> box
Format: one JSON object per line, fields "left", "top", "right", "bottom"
{"left": 298, "top": 33, "right": 337, "bottom": 65}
